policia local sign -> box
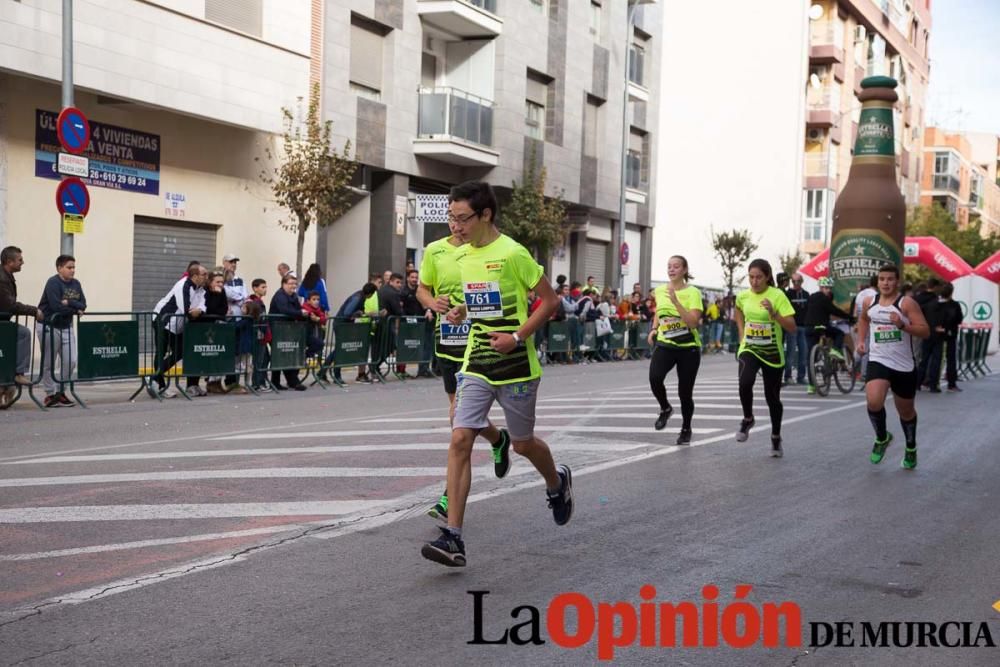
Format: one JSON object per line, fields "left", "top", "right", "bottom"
{"left": 35, "top": 109, "right": 161, "bottom": 195}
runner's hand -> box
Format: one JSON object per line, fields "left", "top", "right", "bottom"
{"left": 856, "top": 340, "right": 866, "bottom": 356}
{"left": 761, "top": 299, "right": 775, "bottom": 317}
{"left": 488, "top": 331, "right": 516, "bottom": 354}
{"left": 445, "top": 305, "right": 467, "bottom": 325}
{"left": 647, "top": 329, "right": 656, "bottom": 345}
{"left": 433, "top": 295, "right": 452, "bottom": 313}
{"left": 889, "top": 311, "right": 903, "bottom": 327}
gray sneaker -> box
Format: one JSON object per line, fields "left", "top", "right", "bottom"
{"left": 735, "top": 417, "right": 755, "bottom": 442}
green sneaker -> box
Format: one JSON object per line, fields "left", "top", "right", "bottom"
{"left": 870, "top": 432, "right": 893, "bottom": 464}
{"left": 806, "top": 384, "right": 816, "bottom": 395}
{"left": 492, "top": 428, "right": 512, "bottom": 479}
{"left": 427, "top": 494, "right": 448, "bottom": 522}
{"left": 829, "top": 348, "right": 845, "bottom": 361}
{"left": 901, "top": 447, "right": 917, "bottom": 470}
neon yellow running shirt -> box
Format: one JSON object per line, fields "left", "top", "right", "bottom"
{"left": 653, "top": 285, "right": 703, "bottom": 348}
{"left": 459, "top": 234, "right": 544, "bottom": 385}
{"left": 736, "top": 286, "right": 795, "bottom": 367}
{"left": 419, "top": 235, "right": 468, "bottom": 362}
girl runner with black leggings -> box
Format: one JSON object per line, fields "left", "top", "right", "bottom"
{"left": 733, "top": 259, "right": 797, "bottom": 457}
{"left": 647, "top": 255, "right": 704, "bottom": 445}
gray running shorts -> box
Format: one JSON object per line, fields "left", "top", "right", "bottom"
{"left": 452, "top": 373, "right": 539, "bottom": 441}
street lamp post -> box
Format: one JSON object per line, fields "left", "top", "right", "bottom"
{"left": 61, "top": 0, "right": 74, "bottom": 257}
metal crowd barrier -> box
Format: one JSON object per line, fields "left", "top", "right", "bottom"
{"left": 544, "top": 318, "right": 654, "bottom": 363}
{"left": 959, "top": 327, "right": 992, "bottom": 380}
{"left": 0, "top": 312, "right": 40, "bottom": 410}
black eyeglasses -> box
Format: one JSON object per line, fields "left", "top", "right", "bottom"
{"left": 447, "top": 211, "right": 479, "bottom": 224}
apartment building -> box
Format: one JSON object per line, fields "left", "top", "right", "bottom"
{"left": 0, "top": 0, "right": 314, "bottom": 312}
{"left": 920, "top": 128, "right": 1000, "bottom": 236}
{"left": 801, "top": 0, "right": 932, "bottom": 255}
{"left": 317, "top": 0, "right": 661, "bottom": 307}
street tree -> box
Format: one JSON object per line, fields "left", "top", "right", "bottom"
{"left": 259, "top": 83, "right": 357, "bottom": 276}
{"left": 502, "top": 153, "right": 568, "bottom": 264}
{"left": 779, "top": 249, "right": 806, "bottom": 276}
{"left": 711, "top": 227, "right": 759, "bottom": 294}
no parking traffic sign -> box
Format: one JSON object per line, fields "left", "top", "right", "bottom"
{"left": 56, "top": 107, "right": 91, "bottom": 155}
{"left": 55, "top": 177, "right": 91, "bottom": 217}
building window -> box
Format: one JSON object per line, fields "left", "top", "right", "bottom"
{"left": 803, "top": 189, "right": 827, "bottom": 242}
{"left": 590, "top": 1, "right": 602, "bottom": 37}
{"left": 628, "top": 34, "right": 647, "bottom": 86}
{"left": 626, "top": 131, "right": 646, "bottom": 189}
{"left": 350, "top": 16, "right": 387, "bottom": 100}
{"left": 205, "top": 0, "right": 262, "bottom": 37}
{"left": 583, "top": 97, "right": 601, "bottom": 158}
{"left": 526, "top": 70, "right": 549, "bottom": 141}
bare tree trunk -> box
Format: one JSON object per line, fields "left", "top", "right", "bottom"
{"left": 296, "top": 216, "right": 307, "bottom": 278}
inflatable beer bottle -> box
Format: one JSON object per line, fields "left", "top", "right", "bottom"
{"left": 829, "top": 76, "right": 905, "bottom": 312}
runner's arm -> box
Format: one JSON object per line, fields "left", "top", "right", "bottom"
{"left": 855, "top": 297, "right": 872, "bottom": 354}
{"left": 900, "top": 297, "right": 930, "bottom": 339}
{"left": 734, "top": 307, "right": 745, "bottom": 343}
{"left": 417, "top": 282, "right": 450, "bottom": 313}
{"left": 517, "top": 276, "right": 558, "bottom": 340}
{"left": 775, "top": 313, "right": 797, "bottom": 334}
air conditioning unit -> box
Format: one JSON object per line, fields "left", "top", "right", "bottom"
{"left": 853, "top": 25, "right": 867, "bottom": 42}
{"left": 807, "top": 128, "right": 827, "bottom": 143}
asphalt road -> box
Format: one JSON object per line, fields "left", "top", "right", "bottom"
{"left": 1, "top": 356, "right": 999, "bottom": 666}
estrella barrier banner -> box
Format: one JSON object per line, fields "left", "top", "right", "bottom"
{"left": 609, "top": 320, "right": 627, "bottom": 349}
{"left": 547, "top": 321, "right": 571, "bottom": 354}
{"left": 182, "top": 321, "right": 236, "bottom": 376}
{"left": 393, "top": 317, "right": 431, "bottom": 364}
{"left": 269, "top": 319, "right": 307, "bottom": 370}
{"left": 77, "top": 320, "right": 139, "bottom": 379}
{"left": 332, "top": 321, "right": 371, "bottom": 367}
{"left": 633, "top": 321, "right": 652, "bottom": 351}
{"left": 0, "top": 320, "right": 16, "bottom": 385}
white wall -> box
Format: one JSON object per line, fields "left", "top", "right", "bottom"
{"left": 323, "top": 196, "right": 372, "bottom": 312}
{"left": 0, "top": 0, "right": 310, "bottom": 134}
{"left": 651, "top": 1, "right": 810, "bottom": 289}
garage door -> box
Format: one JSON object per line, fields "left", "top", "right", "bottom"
{"left": 584, "top": 240, "right": 608, "bottom": 287}
{"left": 132, "top": 217, "right": 218, "bottom": 312}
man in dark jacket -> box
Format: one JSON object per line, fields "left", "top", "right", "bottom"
{"left": 269, "top": 273, "right": 307, "bottom": 391}
{"left": 401, "top": 269, "right": 434, "bottom": 378}
{"left": 783, "top": 273, "right": 809, "bottom": 384}
{"left": 921, "top": 282, "right": 964, "bottom": 392}
{"left": 378, "top": 273, "right": 405, "bottom": 378}
{"left": 37, "top": 254, "right": 87, "bottom": 407}
{"left": 0, "top": 246, "right": 43, "bottom": 405}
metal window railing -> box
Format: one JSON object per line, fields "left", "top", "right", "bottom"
{"left": 932, "top": 174, "right": 960, "bottom": 193}
{"left": 417, "top": 86, "right": 495, "bottom": 148}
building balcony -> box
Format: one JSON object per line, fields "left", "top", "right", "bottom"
{"left": 804, "top": 152, "right": 837, "bottom": 190}
{"left": 807, "top": 109, "right": 837, "bottom": 128}
{"left": 416, "top": 0, "right": 502, "bottom": 38}
{"left": 810, "top": 44, "right": 844, "bottom": 64}
{"left": 414, "top": 86, "right": 499, "bottom": 167}
{"left": 932, "top": 174, "right": 961, "bottom": 194}
{"left": 809, "top": 23, "right": 844, "bottom": 63}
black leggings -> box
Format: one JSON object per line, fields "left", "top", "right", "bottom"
{"left": 737, "top": 352, "right": 784, "bottom": 435}
{"left": 649, "top": 344, "right": 701, "bottom": 429}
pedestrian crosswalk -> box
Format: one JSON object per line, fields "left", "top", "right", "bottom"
{"left": 0, "top": 369, "right": 853, "bottom": 611}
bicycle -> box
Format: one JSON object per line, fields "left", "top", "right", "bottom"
{"left": 808, "top": 326, "right": 856, "bottom": 396}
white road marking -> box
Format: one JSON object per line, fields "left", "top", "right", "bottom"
{"left": 210, "top": 426, "right": 721, "bottom": 441}
{"left": 538, "top": 396, "right": 849, "bottom": 404}
{"left": 0, "top": 501, "right": 397, "bottom": 523}
{"left": 0, "top": 525, "right": 309, "bottom": 561}
{"left": 0, "top": 467, "right": 483, "bottom": 487}
{"left": 5, "top": 441, "right": 657, "bottom": 465}
{"left": 368, "top": 413, "right": 783, "bottom": 422}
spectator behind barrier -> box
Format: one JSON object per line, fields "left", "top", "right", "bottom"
{"left": 269, "top": 273, "right": 307, "bottom": 391}
{"left": 36, "top": 254, "right": 87, "bottom": 408}
{"left": 0, "top": 246, "right": 44, "bottom": 407}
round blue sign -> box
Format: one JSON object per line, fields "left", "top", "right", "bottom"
{"left": 55, "top": 177, "right": 90, "bottom": 217}
{"left": 56, "top": 107, "right": 91, "bottom": 155}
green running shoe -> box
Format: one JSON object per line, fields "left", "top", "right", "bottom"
{"left": 829, "top": 348, "right": 845, "bottom": 361}
{"left": 901, "top": 447, "right": 917, "bottom": 470}
{"left": 870, "top": 432, "right": 893, "bottom": 464}
{"left": 806, "top": 384, "right": 816, "bottom": 395}
{"left": 427, "top": 493, "right": 448, "bottom": 522}
{"left": 492, "top": 428, "right": 512, "bottom": 479}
